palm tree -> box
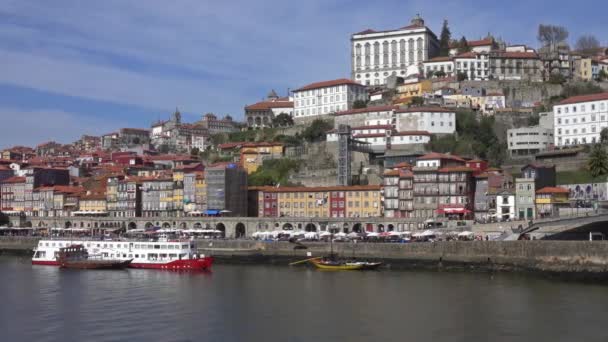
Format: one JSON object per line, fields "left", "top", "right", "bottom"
{"left": 588, "top": 144, "right": 608, "bottom": 177}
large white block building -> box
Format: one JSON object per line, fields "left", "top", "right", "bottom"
{"left": 292, "top": 78, "right": 367, "bottom": 123}
{"left": 553, "top": 92, "right": 608, "bottom": 146}
{"left": 351, "top": 15, "right": 439, "bottom": 86}
{"left": 395, "top": 107, "right": 456, "bottom": 134}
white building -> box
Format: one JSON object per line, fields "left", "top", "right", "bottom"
{"left": 454, "top": 52, "right": 490, "bottom": 81}
{"left": 351, "top": 14, "right": 439, "bottom": 86}
{"left": 495, "top": 191, "right": 515, "bottom": 221}
{"left": 292, "top": 78, "right": 367, "bottom": 123}
{"left": 395, "top": 107, "right": 456, "bottom": 134}
{"left": 553, "top": 92, "right": 608, "bottom": 146}
{"left": 423, "top": 57, "right": 454, "bottom": 78}
{"left": 507, "top": 126, "right": 554, "bottom": 157}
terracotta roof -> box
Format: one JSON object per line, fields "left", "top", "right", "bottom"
{"left": 418, "top": 152, "right": 465, "bottom": 162}
{"left": 293, "top": 79, "right": 364, "bottom": 92}
{"left": 426, "top": 56, "right": 453, "bottom": 63}
{"left": 249, "top": 185, "right": 381, "bottom": 193}
{"left": 245, "top": 100, "right": 294, "bottom": 111}
{"left": 468, "top": 38, "right": 494, "bottom": 47}
{"left": 393, "top": 162, "right": 412, "bottom": 169}
{"left": 396, "top": 107, "right": 454, "bottom": 114}
{"left": 383, "top": 170, "right": 400, "bottom": 176}
{"left": 399, "top": 169, "right": 414, "bottom": 178}
{"left": 353, "top": 29, "right": 376, "bottom": 35}
{"left": 537, "top": 187, "right": 569, "bottom": 194}
{"left": 352, "top": 24, "right": 431, "bottom": 36}
{"left": 558, "top": 92, "right": 608, "bottom": 105}
{"left": 334, "top": 105, "right": 399, "bottom": 117}
{"left": 1, "top": 176, "right": 25, "bottom": 184}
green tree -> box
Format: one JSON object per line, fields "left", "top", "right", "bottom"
{"left": 598, "top": 69, "right": 608, "bottom": 82}
{"left": 528, "top": 113, "right": 540, "bottom": 126}
{"left": 457, "top": 72, "right": 468, "bottom": 82}
{"left": 248, "top": 158, "right": 301, "bottom": 186}
{"left": 410, "top": 96, "right": 424, "bottom": 106}
{"left": 301, "top": 119, "right": 333, "bottom": 142}
{"left": 272, "top": 113, "right": 294, "bottom": 127}
{"left": 190, "top": 147, "right": 200, "bottom": 158}
{"left": 353, "top": 100, "right": 368, "bottom": 109}
{"left": 548, "top": 73, "right": 566, "bottom": 84}
{"left": 434, "top": 70, "right": 446, "bottom": 78}
{"left": 438, "top": 19, "right": 451, "bottom": 57}
{"left": 601, "top": 128, "right": 608, "bottom": 144}
{"left": 457, "top": 36, "right": 470, "bottom": 54}
{"left": 588, "top": 144, "right": 608, "bottom": 177}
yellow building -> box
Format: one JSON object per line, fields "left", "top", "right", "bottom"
{"left": 240, "top": 142, "right": 284, "bottom": 174}
{"left": 574, "top": 57, "right": 593, "bottom": 81}
{"left": 395, "top": 79, "right": 432, "bottom": 104}
{"left": 250, "top": 185, "right": 382, "bottom": 218}
{"left": 78, "top": 194, "right": 108, "bottom": 213}
{"left": 535, "top": 187, "right": 569, "bottom": 218}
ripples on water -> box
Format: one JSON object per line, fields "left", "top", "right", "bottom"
{"left": 1, "top": 256, "right": 607, "bottom": 342}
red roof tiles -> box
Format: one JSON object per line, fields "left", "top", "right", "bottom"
{"left": 1, "top": 176, "right": 25, "bottom": 184}
{"left": 537, "top": 187, "right": 569, "bottom": 194}
{"left": 293, "top": 79, "right": 363, "bottom": 92}
{"left": 558, "top": 92, "right": 608, "bottom": 105}
{"left": 418, "top": 152, "right": 465, "bottom": 162}
{"left": 245, "top": 100, "right": 294, "bottom": 111}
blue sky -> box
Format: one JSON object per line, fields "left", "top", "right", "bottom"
{"left": 0, "top": 0, "right": 606, "bottom": 148}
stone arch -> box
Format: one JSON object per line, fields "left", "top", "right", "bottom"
{"left": 193, "top": 222, "right": 202, "bottom": 229}
{"left": 94, "top": 222, "right": 98, "bottom": 228}
{"left": 274, "top": 223, "right": 280, "bottom": 228}
{"left": 179, "top": 222, "right": 187, "bottom": 229}
{"left": 65, "top": 221, "right": 72, "bottom": 228}
{"left": 342, "top": 222, "right": 350, "bottom": 233}
{"left": 128, "top": 222, "right": 137, "bottom": 230}
{"left": 145, "top": 222, "right": 154, "bottom": 229}
{"left": 378, "top": 224, "right": 384, "bottom": 232}
{"left": 352, "top": 223, "right": 362, "bottom": 233}
{"left": 305, "top": 223, "right": 317, "bottom": 232}
{"left": 247, "top": 116, "right": 254, "bottom": 126}
{"left": 162, "top": 222, "right": 171, "bottom": 228}
{"left": 216, "top": 223, "right": 226, "bottom": 237}
{"left": 388, "top": 224, "right": 394, "bottom": 231}
{"left": 282, "top": 223, "right": 293, "bottom": 230}
{"left": 235, "top": 223, "right": 246, "bottom": 238}
{"left": 255, "top": 117, "right": 262, "bottom": 126}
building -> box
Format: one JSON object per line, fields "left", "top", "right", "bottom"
{"left": 454, "top": 52, "right": 490, "bottom": 81}
{"left": 239, "top": 142, "right": 284, "bottom": 174}
{"left": 206, "top": 164, "right": 248, "bottom": 217}
{"left": 351, "top": 14, "right": 439, "bottom": 86}
{"left": 573, "top": 57, "right": 594, "bottom": 81}
{"left": 521, "top": 164, "right": 556, "bottom": 193}
{"left": 333, "top": 105, "right": 398, "bottom": 128}
{"left": 292, "top": 79, "right": 367, "bottom": 123}
{"left": 106, "top": 177, "right": 142, "bottom": 218}
{"left": 198, "top": 113, "right": 238, "bottom": 135}
{"left": 449, "top": 38, "right": 497, "bottom": 56}
{"left": 412, "top": 153, "right": 475, "bottom": 219}
{"left": 249, "top": 185, "right": 382, "bottom": 219}
{"left": 553, "top": 92, "right": 608, "bottom": 146}
{"left": 395, "top": 107, "right": 456, "bottom": 135}
{"left": 101, "top": 128, "right": 150, "bottom": 150}
{"left": 78, "top": 193, "right": 108, "bottom": 215}
{"left": 151, "top": 110, "right": 210, "bottom": 153}
{"left": 245, "top": 90, "right": 294, "bottom": 129}
{"left": 473, "top": 168, "right": 509, "bottom": 222}
{"left": 423, "top": 56, "right": 454, "bottom": 78}
{"left": 489, "top": 51, "right": 542, "bottom": 81}
{"left": 515, "top": 178, "right": 536, "bottom": 220}
{"left": 0, "top": 176, "right": 26, "bottom": 214}
{"left": 141, "top": 178, "right": 176, "bottom": 218}
{"left": 507, "top": 126, "right": 554, "bottom": 157}
{"left": 382, "top": 166, "right": 414, "bottom": 218}
{"left": 536, "top": 186, "right": 570, "bottom": 218}
{"left": 495, "top": 190, "right": 515, "bottom": 221}
{"left": 395, "top": 78, "right": 432, "bottom": 104}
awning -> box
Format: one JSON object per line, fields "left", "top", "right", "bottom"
{"left": 437, "top": 208, "right": 471, "bottom": 214}
{"left": 205, "top": 209, "right": 220, "bottom": 215}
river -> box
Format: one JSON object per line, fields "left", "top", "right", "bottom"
{"left": 0, "top": 256, "right": 606, "bottom": 342}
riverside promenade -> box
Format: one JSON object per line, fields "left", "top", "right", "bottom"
{"left": 4, "top": 237, "right": 608, "bottom": 279}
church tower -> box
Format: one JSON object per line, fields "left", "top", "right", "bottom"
{"left": 172, "top": 108, "right": 181, "bottom": 124}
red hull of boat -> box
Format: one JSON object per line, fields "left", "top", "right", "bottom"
{"left": 33, "top": 257, "right": 213, "bottom": 271}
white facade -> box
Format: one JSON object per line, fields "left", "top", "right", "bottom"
{"left": 553, "top": 93, "right": 608, "bottom": 146}
{"left": 351, "top": 15, "right": 439, "bottom": 86}
{"left": 395, "top": 108, "right": 456, "bottom": 134}
{"left": 507, "top": 126, "right": 554, "bottom": 157}
{"left": 423, "top": 58, "right": 454, "bottom": 78}
{"left": 495, "top": 193, "right": 515, "bottom": 221}
{"left": 292, "top": 79, "right": 367, "bottom": 121}
{"left": 454, "top": 53, "right": 490, "bottom": 81}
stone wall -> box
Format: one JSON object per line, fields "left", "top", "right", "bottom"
{"left": 461, "top": 80, "right": 563, "bottom": 108}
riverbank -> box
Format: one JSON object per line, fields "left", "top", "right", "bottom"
{"left": 4, "top": 237, "right": 608, "bottom": 280}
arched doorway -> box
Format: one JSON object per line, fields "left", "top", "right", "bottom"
{"left": 179, "top": 222, "right": 187, "bottom": 229}
{"left": 378, "top": 224, "right": 384, "bottom": 232}
{"left": 282, "top": 223, "right": 293, "bottom": 230}
{"left": 65, "top": 221, "right": 72, "bottom": 228}
{"left": 216, "top": 223, "right": 226, "bottom": 238}
{"left": 388, "top": 224, "right": 394, "bottom": 231}
{"left": 352, "top": 223, "right": 362, "bottom": 233}
{"left": 193, "top": 223, "right": 202, "bottom": 229}
{"left": 305, "top": 223, "right": 317, "bottom": 232}
{"left": 343, "top": 223, "right": 350, "bottom": 233}
{"left": 235, "top": 223, "right": 246, "bottom": 238}
{"left": 128, "top": 222, "right": 137, "bottom": 230}
{"left": 162, "top": 222, "right": 171, "bottom": 228}
{"left": 145, "top": 222, "right": 154, "bottom": 229}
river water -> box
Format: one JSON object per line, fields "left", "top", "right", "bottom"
{"left": 1, "top": 256, "right": 607, "bottom": 342}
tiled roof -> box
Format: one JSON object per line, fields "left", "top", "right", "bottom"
{"left": 393, "top": 162, "right": 412, "bottom": 169}
{"left": 1, "top": 176, "right": 25, "bottom": 184}
{"left": 468, "top": 38, "right": 494, "bottom": 47}
{"left": 245, "top": 100, "right": 294, "bottom": 111}
{"left": 383, "top": 170, "right": 400, "bottom": 176}
{"left": 558, "top": 92, "right": 608, "bottom": 105}
{"left": 418, "top": 152, "right": 465, "bottom": 162}
{"left": 537, "top": 187, "right": 569, "bottom": 194}
{"left": 293, "top": 79, "right": 363, "bottom": 92}
{"left": 334, "top": 105, "right": 399, "bottom": 117}
{"left": 395, "top": 107, "right": 454, "bottom": 114}
{"left": 426, "top": 56, "right": 452, "bottom": 63}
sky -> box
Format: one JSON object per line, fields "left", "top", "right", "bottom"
{"left": 0, "top": 0, "right": 606, "bottom": 148}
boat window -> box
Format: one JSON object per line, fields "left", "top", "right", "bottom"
{"left": 134, "top": 244, "right": 139, "bottom": 249}
{"left": 103, "top": 244, "right": 107, "bottom": 248}
{"left": 182, "top": 244, "right": 188, "bottom": 249}
{"left": 96, "top": 244, "right": 100, "bottom": 247}
{"left": 109, "top": 244, "right": 113, "bottom": 248}
{"left": 135, "top": 254, "right": 139, "bottom": 258}
{"left": 52, "top": 243, "right": 55, "bottom": 247}
{"left": 148, "top": 253, "right": 158, "bottom": 260}
{"left": 111, "top": 254, "right": 114, "bottom": 258}
{"left": 128, "top": 254, "right": 132, "bottom": 258}
{"left": 160, "top": 253, "right": 167, "bottom": 259}
{"left": 154, "top": 245, "right": 160, "bottom": 249}
{"left": 167, "top": 245, "right": 174, "bottom": 250}
{"left": 122, "top": 254, "right": 127, "bottom": 258}
{"left": 45, "top": 243, "right": 49, "bottom": 246}
{"left": 169, "top": 254, "right": 177, "bottom": 259}
{"left": 86, "top": 243, "right": 91, "bottom": 247}
{"left": 180, "top": 253, "right": 187, "bottom": 259}
{"left": 103, "top": 253, "right": 109, "bottom": 257}
{"left": 148, "top": 244, "right": 154, "bottom": 249}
